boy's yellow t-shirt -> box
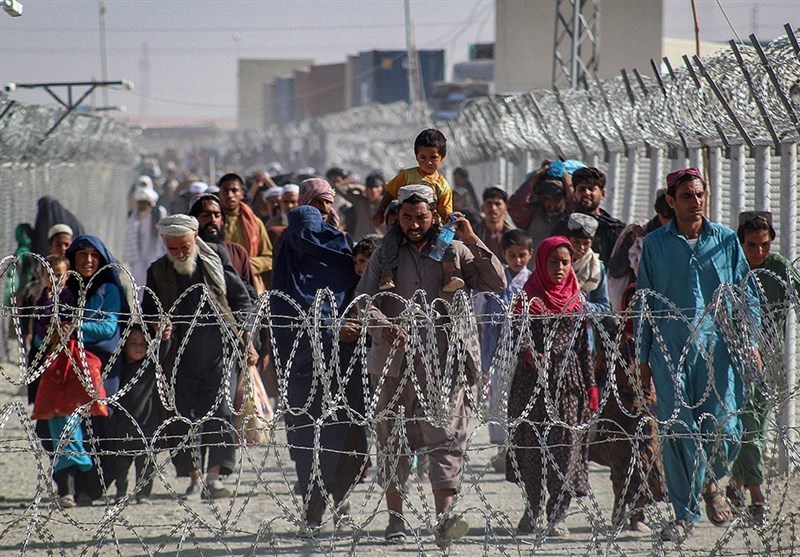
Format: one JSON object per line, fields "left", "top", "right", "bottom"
{"left": 385, "top": 167, "right": 453, "bottom": 220}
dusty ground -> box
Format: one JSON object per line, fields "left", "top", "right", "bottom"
{"left": 1, "top": 352, "right": 798, "bottom": 557}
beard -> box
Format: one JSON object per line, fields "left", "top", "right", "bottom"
{"left": 167, "top": 243, "right": 199, "bottom": 276}
{"left": 199, "top": 224, "right": 224, "bottom": 243}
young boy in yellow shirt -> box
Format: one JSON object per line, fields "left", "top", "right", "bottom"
{"left": 371, "top": 128, "right": 463, "bottom": 292}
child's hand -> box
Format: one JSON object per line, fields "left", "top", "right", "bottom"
{"left": 452, "top": 213, "right": 480, "bottom": 245}
{"left": 161, "top": 319, "right": 173, "bottom": 341}
{"left": 372, "top": 211, "right": 384, "bottom": 228}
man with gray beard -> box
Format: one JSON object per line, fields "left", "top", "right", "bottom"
{"left": 142, "top": 215, "right": 253, "bottom": 499}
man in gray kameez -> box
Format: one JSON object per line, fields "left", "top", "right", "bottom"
{"left": 356, "top": 185, "right": 506, "bottom": 548}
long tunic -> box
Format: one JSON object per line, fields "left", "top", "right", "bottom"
{"left": 636, "top": 218, "right": 755, "bottom": 522}
{"left": 506, "top": 314, "right": 594, "bottom": 521}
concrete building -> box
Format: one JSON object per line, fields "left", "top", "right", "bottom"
{"left": 294, "top": 63, "right": 347, "bottom": 119}
{"left": 238, "top": 59, "right": 312, "bottom": 130}
{"left": 353, "top": 50, "right": 445, "bottom": 106}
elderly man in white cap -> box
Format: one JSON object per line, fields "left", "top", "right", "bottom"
{"left": 124, "top": 185, "right": 168, "bottom": 297}
{"left": 142, "top": 214, "right": 253, "bottom": 500}
{"left": 356, "top": 185, "right": 506, "bottom": 548}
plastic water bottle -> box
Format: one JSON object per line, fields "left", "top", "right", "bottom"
{"left": 429, "top": 215, "right": 458, "bottom": 262}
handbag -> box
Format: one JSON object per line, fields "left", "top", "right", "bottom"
{"left": 32, "top": 338, "right": 108, "bottom": 419}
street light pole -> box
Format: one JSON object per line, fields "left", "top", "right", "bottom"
{"left": 99, "top": 0, "right": 110, "bottom": 106}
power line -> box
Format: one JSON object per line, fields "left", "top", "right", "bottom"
{"left": 0, "top": 19, "right": 484, "bottom": 34}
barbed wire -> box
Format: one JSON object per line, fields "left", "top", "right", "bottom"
{"left": 1, "top": 257, "right": 798, "bottom": 555}
{"left": 239, "top": 29, "right": 800, "bottom": 176}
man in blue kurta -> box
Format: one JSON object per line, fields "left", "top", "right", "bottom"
{"left": 636, "top": 167, "right": 757, "bottom": 540}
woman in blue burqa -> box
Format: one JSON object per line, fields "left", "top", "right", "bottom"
{"left": 271, "top": 205, "right": 368, "bottom": 533}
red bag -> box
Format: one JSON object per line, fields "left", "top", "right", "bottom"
{"left": 32, "top": 339, "right": 108, "bottom": 419}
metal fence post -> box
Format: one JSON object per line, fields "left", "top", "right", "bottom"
{"left": 730, "top": 144, "right": 746, "bottom": 226}
{"left": 754, "top": 145, "right": 771, "bottom": 212}
{"left": 780, "top": 140, "right": 798, "bottom": 474}
{"left": 623, "top": 147, "right": 639, "bottom": 224}
{"left": 649, "top": 147, "right": 664, "bottom": 211}
{"left": 708, "top": 145, "right": 723, "bottom": 224}
{"left": 689, "top": 146, "right": 703, "bottom": 173}
{"left": 606, "top": 151, "right": 622, "bottom": 217}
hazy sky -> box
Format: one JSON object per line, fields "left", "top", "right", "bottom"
{"left": 1, "top": 0, "right": 796, "bottom": 122}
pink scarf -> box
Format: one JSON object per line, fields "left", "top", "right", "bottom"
{"left": 520, "top": 235, "right": 582, "bottom": 314}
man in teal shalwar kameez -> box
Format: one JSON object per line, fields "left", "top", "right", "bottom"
{"left": 636, "top": 168, "right": 757, "bottom": 541}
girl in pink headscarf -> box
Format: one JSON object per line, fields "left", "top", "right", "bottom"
{"left": 506, "top": 235, "right": 598, "bottom": 537}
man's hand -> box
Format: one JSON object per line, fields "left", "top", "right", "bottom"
{"left": 526, "top": 160, "right": 551, "bottom": 187}
{"left": 753, "top": 348, "right": 763, "bottom": 373}
{"left": 247, "top": 342, "right": 259, "bottom": 366}
{"left": 339, "top": 321, "right": 360, "bottom": 343}
{"left": 452, "top": 212, "right": 480, "bottom": 245}
{"left": 381, "top": 325, "right": 405, "bottom": 347}
{"left": 161, "top": 319, "right": 173, "bottom": 341}
{"left": 372, "top": 211, "right": 385, "bottom": 228}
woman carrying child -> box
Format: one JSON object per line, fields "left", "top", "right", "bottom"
{"left": 506, "top": 235, "right": 598, "bottom": 536}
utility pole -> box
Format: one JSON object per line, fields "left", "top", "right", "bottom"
{"left": 552, "top": 0, "right": 599, "bottom": 89}
{"left": 98, "top": 0, "right": 110, "bottom": 106}
{"left": 138, "top": 42, "right": 151, "bottom": 118}
{"left": 404, "top": 0, "right": 425, "bottom": 127}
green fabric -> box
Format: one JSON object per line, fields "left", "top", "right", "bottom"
{"left": 732, "top": 252, "right": 799, "bottom": 486}
{"left": 4, "top": 225, "right": 36, "bottom": 305}
{"left": 731, "top": 386, "right": 769, "bottom": 486}
{"left": 754, "top": 253, "right": 800, "bottom": 334}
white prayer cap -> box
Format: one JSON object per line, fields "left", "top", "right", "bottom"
{"left": 47, "top": 224, "right": 73, "bottom": 240}
{"left": 397, "top": 184, "right": 435, "bottom": 204}
{"left": 188, "top": 181, "right": 209, "bottom": 195}
{"left": 282, "top": 183, "right": 300, "bottom": 195}
{"left": 137, "top": 175, "right": 154, "bottom": 189}
{"left": 567, "top": 212, "right": 599, "bottom": 238}
{"left": 159, "top": 214, "right": 199, "bottom": 237}
{"left": 264, "top": 186, "right": 283, "bottom": 199}
{"left": 133, "top": 185, "right": 159, "bottom": 206}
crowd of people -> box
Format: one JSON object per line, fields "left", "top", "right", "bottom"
{"left": 7, "top": 128, "right": 799, "bottom": 547}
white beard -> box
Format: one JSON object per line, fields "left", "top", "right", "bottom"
{"left": 168, "top": 245, "right": 199, "bottom": 276}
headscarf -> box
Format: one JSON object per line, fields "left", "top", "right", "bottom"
{"left": 520, "top": 235, "right": 582, "bottom": 314}
{"left": 158, "top": 215, "right": 226, "bottom": 293}
{"left": 132, "top": 185, "right": 159, "bottom": 206}
{"left": 572, "top": 249, "right": 601, "bottom": 293}
{"left": 65, "top": 235, "right": 130, "bottom": 317}
{"left": 272, "top": 206, "right": 357, "bottom": 311}
{"left": 32, "top": 196, "right": 86, "bottom": 256}
{"left": 298, "top": 178, "right": 335, "bottom": 207}
{"left": 271, "top": 206, "right": 357, "bottom": 377}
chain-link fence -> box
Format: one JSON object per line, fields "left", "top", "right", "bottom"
{"left": 0, "top": 96, "right": 140, "bottom": 362}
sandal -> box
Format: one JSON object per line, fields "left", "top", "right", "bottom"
{"left": 703, "top": 489, "right": 733, "bottom": 526}
{"left": 748, "top": 503, "right": 765, "bottom": 526}
{"left": 660, "top": 520, "right": 692, "bottom": 542}
{"left": 725, "top": 483, "right": 746, "bottom": 510}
